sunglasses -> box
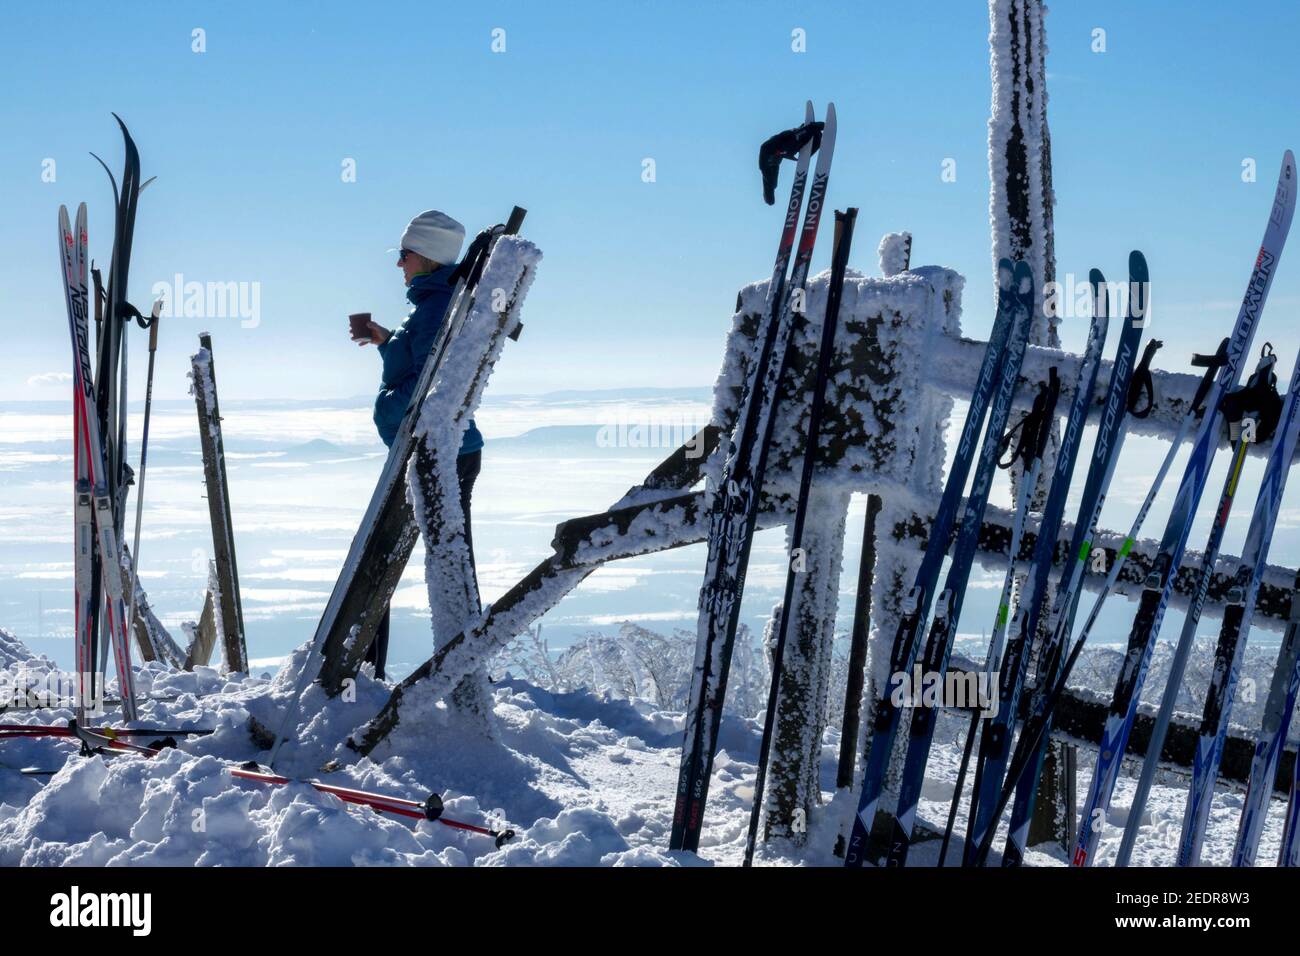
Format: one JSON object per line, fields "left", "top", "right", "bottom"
{"left": 398, "top": 248, "right": 414, "bottom": 263}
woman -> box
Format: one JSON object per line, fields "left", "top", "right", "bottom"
{"left": 352, "top": 209, "right": 483, "bottom": 677}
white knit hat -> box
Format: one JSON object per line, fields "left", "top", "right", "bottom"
{"left": 399, "top": 210, "right": 465, "bottom": 266}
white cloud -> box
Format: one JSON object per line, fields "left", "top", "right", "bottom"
{"left": 26, "top": 371, "right": 72, "bottom": 388}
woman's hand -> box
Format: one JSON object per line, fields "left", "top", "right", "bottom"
{"left": 354, "top": 320, "right": 391, "bottom": 346}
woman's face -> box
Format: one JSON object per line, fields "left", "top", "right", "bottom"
{"left": 397, "top": 249, "right": 427, "bottom": 285}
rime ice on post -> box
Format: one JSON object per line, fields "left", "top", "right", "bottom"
{"left": 407, "top": 236, "right": 542, "bottom": 735}
{"left": 878, "top": 232, "right": 912, "bottom": 278}
{"left": 989, "top": 0, "right": 1056, "bottom": 349}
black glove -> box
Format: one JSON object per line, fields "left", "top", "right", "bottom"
{"left": 758, "top": 121, "right": 824, "bottom": 205}
{"left": 451, "top": 224, "right": 503, "bottom": 285}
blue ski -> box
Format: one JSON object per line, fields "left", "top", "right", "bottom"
{"left": 1072, "top": 151, "right": 1296, "bottom": 867}
{"left": 844, "top": 259, "right": 1033, "bottom": 866}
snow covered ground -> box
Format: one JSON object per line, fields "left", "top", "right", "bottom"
{"left": 0, "top": 623, "right": 1292, "bottom": 867}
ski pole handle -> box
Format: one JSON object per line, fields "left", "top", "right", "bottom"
{"left": 1189, "top": 337, "right": 1230, "bottom": 415}
{"left": 148, "top": 299, "right": 163, "bottom": 351}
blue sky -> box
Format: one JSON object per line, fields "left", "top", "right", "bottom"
{"left": 3, "top": 1, "right": 1300, "bottom": 405}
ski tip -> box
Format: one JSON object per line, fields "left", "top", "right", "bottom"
{"left": 1089, "top": 269, "right": 1109, "bottom": 320}
{"left": 805, "top": 100, "right": 815, "bottom": 121}
{"left": 1012, "top": 259, "right": 1034, "bottom": 295}
{"left": 997, "top": 256, "right": 1015, "bottom": 291}
{"left": 1284, "top": 149, "right": 1295, "bottom": 178}
{"left": 112, "top": 112, "right": 141, "bottom": 161}
{"left": 1128, "top": 265, "right": 1149, "bottom": 321}
{"left": 89, "top": 151, "right": 120, "bottom": 202}
{"left": 1128, "top": 249, "right": 1148, "bottom": 280}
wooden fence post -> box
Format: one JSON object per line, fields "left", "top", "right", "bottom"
{"left": 191, "top": 333, "right": 248, "bottom": 672}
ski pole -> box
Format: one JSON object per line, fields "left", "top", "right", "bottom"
{"left": 227, "top": 766, "right": 516, "bottom": 845}
{"left": 0, "top": 723, "right": 212, "bottom": 738}
{"left": 124, "top": 300, "right": 163, "bottom": 650}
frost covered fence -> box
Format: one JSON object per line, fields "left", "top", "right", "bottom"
{"left": 190, "top": 333, "right": 248, "bottom": 673}
{"left": 349, "top": 425, "right": 728, "bottom": 754}
{"left": 181, "top": 588, "right": 218, "bottom": 670}
{"left": 332, "top": 225, "right": 1300, "bottom": 860}
{"left": 121, "top": 546, "right": 184, "bottom": 669}
{"left": 677, "top": 240, "right": 974, "bottom": 849}
{"left": 929, "top": 337, "right": 1300, "bottom": 471}
{"left": 352, "top": 245, "right": 979, "bottom": 851}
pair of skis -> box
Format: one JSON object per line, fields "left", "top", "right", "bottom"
{"left": 67, "top": 117, "right": 164, "bottom": 719}
{"left": 670, "top": 102, "right": 834, "bottom": 852}
{"left": 60, "top": 203, "right": 139, "bottom": 722}
{"left": 86, "top": 115, "right": 152, "bottom": 686}
{"left": 743, "top": 205, "right": 859, "bottom": 866}
{"left": 842, "top": 257, "right": 1034, "bottom": 866}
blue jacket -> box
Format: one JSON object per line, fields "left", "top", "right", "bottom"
{"left": 373, "top": 268, "right": 484, "bottom": 454}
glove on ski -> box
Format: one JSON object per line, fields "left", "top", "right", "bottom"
{"left": 758, "top": 121, "right": 824, "bottom": 205}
